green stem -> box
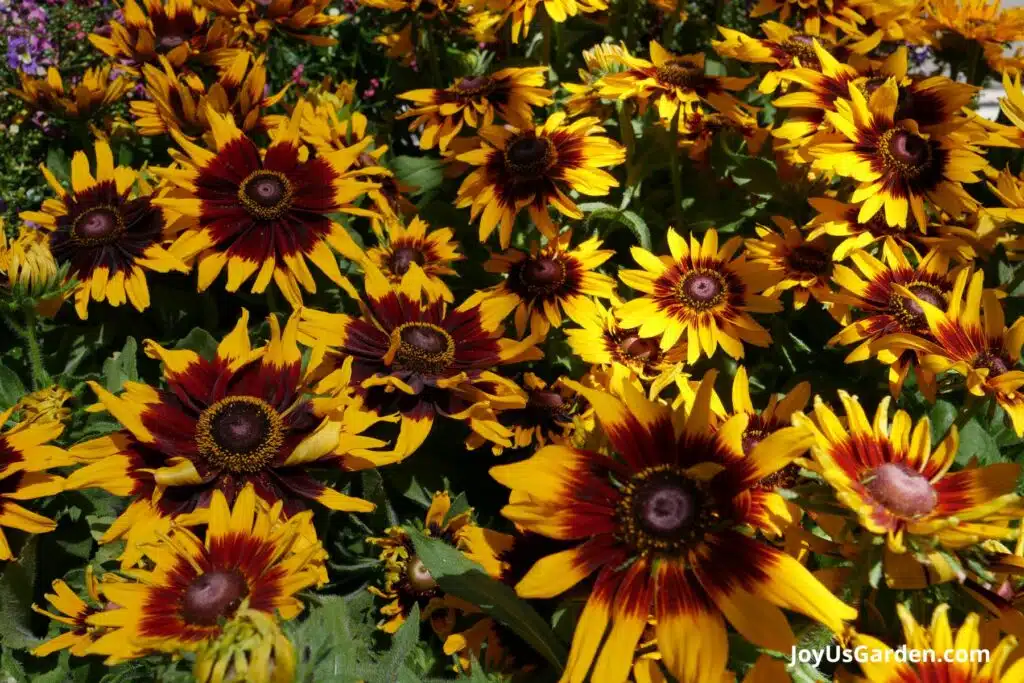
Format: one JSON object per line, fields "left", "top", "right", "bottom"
{"left": 945, "top": 394, "right": 987, "bottom": 442}
{"left": 661, "top": 0, "right": 685, "bottom": 46}
{"left": 618, "top": 100, "right": 636, "bottom": 183}
{"left": 1005, "top": 259, "right": 1024, "bottom": 296}
{"left": 541, "top": 8, "right": 553, "bottom": 67}
{"left": 21, "top": 305, "right": 50, "bottom": 391}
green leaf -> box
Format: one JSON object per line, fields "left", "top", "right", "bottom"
{"left": 392, "top": 156, "right": 444, "bottom": 197}
{"left": 369, "top": 604, "right": 420, "bottom": 683}
{"left": 580, "top": 203, "right": 651, "bottom": 250}
{"left": 102, "top": 337, "right": 138, "bottom": 393}
{"left": 44, "top": 147, "right": 69, "bottom": 185}
{"left": 0, "top": 360, "right": 26, "bottom": 410}
{"left": 1, "top": 648, "right": 28, "bottom": 683}
{"left": 0, "top": 537, "right": 40, "bottom": 649}
{"left": 928, "top": 400, "right": 957, "bottom": 444}
{"left": 173, "top": 328, "right": 219, "bottom": 360}
{"left": 291, "top": 596, "right": 372, "bottom": 683}
{"left": 408, "top": 530, "right": 567, "bottom": 672}
{"left": 957, "top": 419, "right": 1001, "bottom": 465}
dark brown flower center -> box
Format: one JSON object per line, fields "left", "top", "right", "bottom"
{"left": 518, "top": 256, "right": 566, "bottom": 294}
{"left": 73, "top": 206, "right": 123, "bottom": 244}
{"left": 195, "top": 396, "right": 284, "bottom": 473}
{"left": 891, "top": 282, "right": 945, "bottom": 331}
{"left": 159, "top": 34, "right": 185, "bottom": 49}
{"left": 655, "top": 64, "right": 705, "bottom": 90}
{"left": 453, "top": 75, "right": 493, "bottom": 96}
{"left": 620, "top": 334, "right": 659, "bottom": 361}
{"left": 239, "top": 170, "right": 293, "bottom": 219}
{"left": 741, "top": 428, "right": 769, "bottom": 455}
{"left": 392, "top": 323, "right": 455, "bottom": 374}
{"left": 780, "top": 36, "right": 819, "bottom": 67}
{"left": 181, "top": 570, "right": 248, "bottom": 626}
{"left": 678, "top": 270, "right": 726, "bottom": 310}
{"left": 504, "top": 135, "right": 555, "bottom": 178}
{"left": 405, "top": 556, "right": 438, "bottom": 593}
{"left": 882, "top": 129, "right": 932, "bottom": 176}
{"left": 785, "top": 245, "right": 831, "bottom": 276}
{"left": 975, "top": 352, "right": 1011, "bottom": 376}
{"left": 389, "top": 246, "right": 425, "bottom": 276}
{"left": 757, "top": 462, "right": 801, "bottom": 491}
{"left": 618, "top": 465, "right": 705, "bottom": 554}
{"left": 863, "top": 462, "right": 937, "bottom": 518}
{"left": 528, "top": 389, "right": 566, "bottom": 411}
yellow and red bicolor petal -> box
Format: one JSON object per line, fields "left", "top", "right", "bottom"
{"left": 515, "top": 534, "right": 626, "bottom": 599}
{"left": 654, "top": 560, "right": 729, "bottom": 683}
{"left": 591, "top": 560, "right": 655, "bottom": 683}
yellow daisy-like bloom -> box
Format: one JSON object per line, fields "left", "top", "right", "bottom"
{"left": 19, "top": 138, "right": 188, "bottom": 319}
{"left": 617, "top": 228, "right": 782, "bottom": 363}
{"left": 31, "top": 566, "right": 126, "bottom": 657}
{"left": 65, "top": 311, "right": 387, "bottom": 568}
{"left": 829, "top": 243, "right": 956, "bottom": 400}
{"left": 197, "top": 0, "right": 344, "bottom": 44}
{"left": 745, "top": 216, "right": 836, "bottom": 310}
{"left": 853, "top": 603, "right": 1024, "bottom": 682}
{"left": 13, "top": 386, "right": 73, "bottom": 426}
{"left": 598, "top": 41, "right": 755, "bottom": 127}
{"left": 465, "top": 373, "right": 588, "bottom": 455}
{"left": 368, "top": 491, "right": 475, "bottom": 635}
{"left": 505, "top": 0, "right": 607, "bottom": 43}
{"left": 398, "top": 68, "right": 554, "bottom": 153}
{"left": 155, "top": 105, "right": 381, "bottom": 307}
{"left": 296, "top": 106, "right": 414, "bottom": 234}
{"left": 881, "top": 269, "right": 1024, "bottom": 436}
{"left": 0, "top": 223, "right": 58, "bottom": 295}
{"left": 565, "top": 299, "right": 688, "bottom": 396}
{"left": 89, "top": 0, "right": 241, "bottom": 75}
{"left": 676, "top": 106, "right": 769, "bottom": 163}
{"left": 131, "top": 53, "right": 288, "bottom": 140}
{"left": 712, "top": 21, "right": 876, "bottom": 94}
{"left": 563, "top": 42, "right": 631, "bottom": 117}
{"left": 365, "top": 217, "right": 462, "bottom": 303}
{"left": 490, "top": 373, "right": 856, "bottom": 683}
{"left": 750, "top": 0, "right": 869, "bottom": 39}
{"left": 812, "top": 80, "right": 988, "bottom": 229}
{"left": 797, "top": 392, "right": 1019, "bottom": 554}
{"left": 0, "top": 405, "right": 72, "bottom": 560}
{"left": 78, "top": 485, "right": 324, "bottom": 663}
{"left": 296, "top": 266, "right": 542, "bottom": 459}
{"left": 454, "top": 112, "right": 625, "bottom": 248}
{"left": 460, "top": 230, "right": 617, "bottom": 338}
{"left": 10, "top": 65, "right": 131, "bottom": 119}
{"left": 927, "top": 0, "right": 1024, "bottom": 68}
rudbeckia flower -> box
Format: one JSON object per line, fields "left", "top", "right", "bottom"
{"left": 89, "top": 0, "right": 241, "bottom": 74}
{"left": 0, "top": 222, "right": 59, "bottom": 296}
{"left": 852, "top": 604, "right": 1024, "bottom": 682}
{"left": 676, "top": 106, "right": 769, "bottom": 162}
{"left": 10, "top": 64, "right": 132, "bottom": 119}
{"left": 31, "top": 566, "right": 127, "bottom": 657}
{"left": 454, "top": 112, "right": 625, "bottom": 247}
{"left": 881, "top": 269, "right": 1024, "bottom": 435}
{"left": 368, "top": 491, "right": 476, "bottom": 634}
{"left": 365, "top": 217, "right": 463, "bottom": 303}
{"left": 465, "top": 373, "right": 588, "bottom": 454}
{"left": 927, "top": 0, "right": 1024, "bottom": 70}
{"left": 65, "top": 310, "right": 387, "bottom": 566}
{"left": 155, "top": 106, "right": 382, "bottom": 307}
{"left": 811, "top": 80, "right": 988, "bottom": 229}
{"left": 745, "top": 215, "right": 836, "bottom": 310}
{"left": 398, "top": 68, "right": 554, "bottom": 152}
{"left": 565, "top": 300, "right": 688, "bottom": 396}
{"left": 460, "top": 231, "right": 617, "bottom": 337}
{"left": 797, "top": 392, "right": 1019, "bottom": 554}
{"left": 750, "top": 0, "right": 868, "bottom": 39}
{"left": 82, "top": 485, "right": 325, "bottom": 662}
{"left": 598, "top": 41, "right": 755, "bottom": 126}
{"left": 504, "top": 0, "right": 607, "bottom": 43}
{"left": 617, "top": 228, "right": 782, "bottom": 363}
{"left": 131, "top": 53, "right": 287, "bottom": 140}
{"left": 563, "top": 42, "right": 631, "bottom": 117}
{"left": 829, "top": 244, "right": 956, "bottom": 399}
{"left": 13, "top": 386, "right": 73, "bottom": 426}
{"left": 199, "top": 0, "right": 344, "bottom": 44}
{"left": 296, "top": 267, "right": 542, "bottom": 458}
{"left": 0, "top": 406, "right": 72, "bottom": 560}
{"left": 490, "top": 372, "right": 856, "bottom": 683}
{"left": 20, "top": 138, "right": 189, "bottom": 319}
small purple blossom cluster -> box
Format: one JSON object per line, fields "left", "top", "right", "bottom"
{"left": 1, "top": 0, "right": 57, "bottom": 75}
